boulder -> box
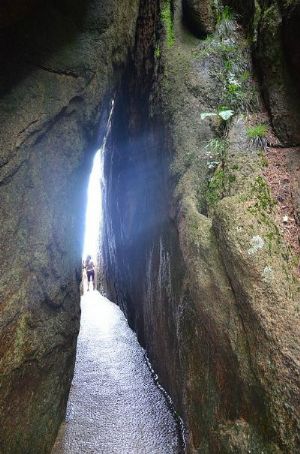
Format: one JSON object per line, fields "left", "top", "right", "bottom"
{"left": 182, "top": 0, "right": 215, "bottom": 36}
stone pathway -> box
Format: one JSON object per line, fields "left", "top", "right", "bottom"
{"left": 52, "top": 291, "right": 180, "bottom": 454}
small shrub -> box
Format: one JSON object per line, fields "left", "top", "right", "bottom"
{"left": 257, "top": 150, "right": 268, "bottom": 168}
{"left": 247, "top": 124, "right": 268, "bottom": 139}
{"left": 247, "top": 124, "right": 268, "bottom": 149}
{"left": 227, "top": 83, "right": 240, "bottom": 95}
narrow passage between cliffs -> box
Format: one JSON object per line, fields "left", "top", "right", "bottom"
{"left": 52, "top": 291, "right": 181, "bottom": 453}
{"left": 52, "top": 103, "right": 182, "bottom": 453}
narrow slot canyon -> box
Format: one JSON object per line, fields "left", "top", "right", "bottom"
{"left": 52, "top": 111, "right": 182, "bottom": 453}
{"left": 1, "top": 1, "right": 300, "bottom": 453}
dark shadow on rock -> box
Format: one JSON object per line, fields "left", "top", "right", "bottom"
{"left": 0, "top": 0, "right": 103, "bottom": 96}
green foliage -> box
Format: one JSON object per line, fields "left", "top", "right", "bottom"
{"left": 219, "top": 109, "right": 234, "bottom": 120}
{"left": 217, "top": 5, "right": 234, "bottom": 23}
{"left": 224, "top": 59, "right": 233, "bottom": 71}
{"left": 240, "top": 70, "right": 250, "bottom": 82}
{"left": 247, "top": 124, "right": 268, "bottom": 149}
{"left": 247, "top": 124, "right": 268, "bottom": 139}
{"left": 200, "top": 109, "right": 234, "bottom": 122}
{"left": 227, "top": 83, "right": 239, "bottom": 95}
{"left": 161, "top": 0, "right": 175, "bottom": 48}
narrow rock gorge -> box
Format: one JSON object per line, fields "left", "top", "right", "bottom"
{"left": 0, "top": 1, "right": 299, "bottom": 453}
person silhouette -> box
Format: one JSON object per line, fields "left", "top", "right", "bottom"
{"left": 85, "top": 255, "right": 95, "bottom": 291}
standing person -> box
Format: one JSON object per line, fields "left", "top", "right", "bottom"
{"left": 85, "top": 255, "right": 95, "bottom": 291}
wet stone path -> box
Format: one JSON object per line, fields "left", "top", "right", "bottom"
{"left": 52, "top": 292, "right": 181, "bottom": 454}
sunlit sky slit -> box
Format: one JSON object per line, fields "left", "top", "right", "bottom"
{"left": 82, "top": 100, "right": 114, "bottom": 262}
{"left": 82, "top": 149, "right": 103, "bottom": 261}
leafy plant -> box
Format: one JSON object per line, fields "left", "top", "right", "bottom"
{"left": 200, "top": 109, "right": 234, "bottom": 121}
{"left": 227, "top": 83, "right": 240, "bottom": 95}
{"left": 247, "top": 124, "right": 268, "bottom": 149}
{"left": 219, "top": 109, "right": 234, "bottom": 121}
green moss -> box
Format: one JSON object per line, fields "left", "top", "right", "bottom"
{"left": 161, "top": 0, "right": 175, "bottom": 48}
{"left": 249, "top": 175, "right": 276, "bottom": 213}
{"left": 206, "top": 168, "right": 226, "bottom": 206}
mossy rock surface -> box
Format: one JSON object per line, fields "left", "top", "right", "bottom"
{"left": 154, "top": 1, "right": 300, "bottom": 451}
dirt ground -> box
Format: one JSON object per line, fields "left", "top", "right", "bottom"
{"left": 263, "top": 143, "right": 300, "bottom": 274}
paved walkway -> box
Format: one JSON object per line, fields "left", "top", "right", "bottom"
{"left": 52, "top": 291, "right": 180, "bottom": 454}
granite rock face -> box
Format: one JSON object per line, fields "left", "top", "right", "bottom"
{"left": 102, "top": 1, "right": 300, "bottom": 452}
{"left": 256, "top": 0, "right": 300, "bottom": 145}
{"left": 225, "top": 0, "right": 300, "bottom": 145}
{"left": 0, "top": 1, "right": 139, "bottom": 452}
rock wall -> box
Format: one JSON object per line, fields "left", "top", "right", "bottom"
{"left": 0, "top": 1, "right": 140, "bottom": 452}
{"left": 226, "top": 0, "right": 300, "bottom": 145}
{"left": 102, "top": 0, "right": 300, "bottom": 452}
